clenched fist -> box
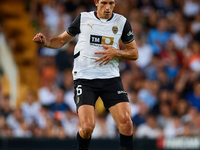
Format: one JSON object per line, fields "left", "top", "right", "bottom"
{"left": 32, "top": 33, "right": 47, "bottom": 46}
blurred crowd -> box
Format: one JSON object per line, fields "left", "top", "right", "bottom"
{"left": 0, "top": 0, "right": 200, "bottom": 139}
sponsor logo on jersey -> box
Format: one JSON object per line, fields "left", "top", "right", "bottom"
{"left": 90, "top": 35, "right": 114, "bottom": 46}
{"left": 127, "top": 31, "right": 133, "bottom": 36}
{"left": 87, "top": 24, "right": 94, "bottom": 29}
{"left": 117, "top": 91, "right": 127, "bottom": 94}
{"left": 112, "top": 26, "right": 118, "bottom": 34}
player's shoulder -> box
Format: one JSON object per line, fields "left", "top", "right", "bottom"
{"left": 111, "top": 13, "right": 127, "bottom": 25}
{"left": 112, "top": 12, "right": 127, "bottom": 23}
{"left": 80, "top": 11, "right": 94, "bottom": 17}
{"left": 113, "top": 12, "right": 126, "bottom": 20}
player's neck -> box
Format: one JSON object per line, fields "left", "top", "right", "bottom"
{"left": 96, "top": 11, "right": 112, "bottom": 19}
{"left": 95, "top": 11, "right": 113, "bottom": 21}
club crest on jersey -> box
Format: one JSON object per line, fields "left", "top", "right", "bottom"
{"left": 112, "top": 26, "right": 118, "bottom": 34}
{"left": 90, "top": 35, "right": 114, "bottom": 46}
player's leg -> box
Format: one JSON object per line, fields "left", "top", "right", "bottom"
{"left": 100, "top": 77, "right": 133, "bottom": 149}
{"left": 74, "top": 80, "right": 99, "bottom": 150}
{"left": 77, "top": 105, "right": 95, "bottom": 150}
{"left": 109, "top": 102, "right": 133, "bottom": 150}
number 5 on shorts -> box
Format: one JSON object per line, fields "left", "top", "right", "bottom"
{"left": 76, "top": 85, "right": 82, "bottom": 96}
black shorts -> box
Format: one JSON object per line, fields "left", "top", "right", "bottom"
{"left": 73, "top": 77, "right": 129, "bottom": 111}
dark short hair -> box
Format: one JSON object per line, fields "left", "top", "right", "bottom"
{"left": 97, "top": 0, "right": 117, "bottom": 3}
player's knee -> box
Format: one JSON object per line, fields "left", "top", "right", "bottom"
{"left": 123, "top": 118, "right": 132, "bottom": 129}
{"left": 81, "top": 123, "right": 95, "bottom": 136}
{"left": 119, "top": 116, "right": 133, "bottom": 131}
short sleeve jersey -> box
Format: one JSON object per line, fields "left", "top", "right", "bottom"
{"left": 67, "top": 11, "right": 134, "bottom": 80}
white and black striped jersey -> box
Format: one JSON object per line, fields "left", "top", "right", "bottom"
{"left": 67, "top": 11, "right": 134, "bottom": 80}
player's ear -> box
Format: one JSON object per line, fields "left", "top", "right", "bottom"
{"left": 94, "top": 0, "right": 98, "bottom": 6}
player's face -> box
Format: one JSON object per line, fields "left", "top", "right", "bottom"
{"left": 95, "top": 0, "right": 116, "bottom": 19}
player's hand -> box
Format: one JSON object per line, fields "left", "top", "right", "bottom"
{"left": 95, "top": 45, "right": 118, "bottom": 65}
{"left": 32, "top": 33, "right": 47, "bottom": 46}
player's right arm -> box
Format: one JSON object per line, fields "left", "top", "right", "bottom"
{"left": 32, "top": 31, "right": 74, "bottom": 49}
{"left": 33, "top": 14, "right": 81, "bottom": 49}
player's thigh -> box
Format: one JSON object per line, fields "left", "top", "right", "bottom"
{"left": 108, "top": 102, "right": 132, "bottom": 128}
{"left": 100, "top": 77, "right": 129, "bottom": 110}
{"left": 74, "top": 83, "right": 99, "bottom": 111}
{"left": 78, "top": 105, "right": 95, "bottom": 127}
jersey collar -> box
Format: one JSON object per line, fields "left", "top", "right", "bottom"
{"left": 94, "top": 11, "right": 114, "bottom": 21}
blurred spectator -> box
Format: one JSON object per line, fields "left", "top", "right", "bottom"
{"left": 185, "top": 41, "right": 200, "bottom": 72}
{"left": 135, "top": 35, "right": 153, "bottom": 70}
{"left": 61, "top": 110, "right": 79, "bottom": 138}
{"left": 42, "top": 0, "right": 70, "bottom": 36}
{"left": 121, "top": 70, "right": 134, "bottom": 92}
{"left": 105, "top": 113, "right": 117, "bottom": 138}
{"left": 65, "top": 0, "right": 81, "bottom": 13}
{"left": 38, "top": 44, "right": 59, "bottom": 58}
{"left": 157, "top": 103, "right": 173, "bottom": 128}
{"left": 55, "top": 41, "right": 75, "bottom": 73}
{"left": 190, "top": 13, "right": 200, "bottom": 35}
{"left": 13, "top": 120, "right": 32, "bottom": 137}
{"left": 162, "top": 0, "right": 180, "bottom": 15}
{"left": 1, "top": 125, "right": 13, "bottom": 137}
{"left": 177, "top": 99, "right": 189, "bottom": 117}
{"left": 21, "top": 90, "right": 41, "bottom": 126}
{"left": 129, "top": 90, "right": 140, "bottom": 118}
{"left": 181, "top": 107, "right": 198, "bottom": 124}
{"left": 50, "top": 122, "right": 66, "bottom": 139}
{"left": 174, "top": 70, "right": 199, "bottom": 97}
{"left": 7, "top": 108, "right": 24, "bottom": 130}
{"left": 129, "top": 9, "right": 144, "bottom": 24}
{"left": 164, "top": 50, "right": 180, "bottom": 81}
{"left": 185, "top": 79, "right": 200, "bottom": 111}
{"left": 63, "top": 69, "right": 76, "bottom": 113}
{"left": 35, "top": 106, "right": 51, "bottom": 129}
{"left": 146, "top": 9, "right": 158, "bottom": 29}
{"left": 135, "top": 114, "right": 163, "bottom": 138}
{"left": 38, "top": 78, "right": 57, "bottom": 107}
{"left": 160, "top": 40, "right": 184, "bottom": 66}
{"left": 157, "top": 69, "right": 173, "bottom": 90}
{"left": 183, "top": 0, "right": 200, "bottom": 19}
{"left": 137, "top": 80, "right": 159, "bottom": 109}
{"left": 148, "top": 18, "right": 171, "bottom": 53}
{"left": 192, "top": 113, "right": 200, "bottom": 136}
{"left": 151, "top": 89, "right": 171, "bottom": 115}
{"left": 168, "top": 10, "right": 184, "bottom": 33}
{"left": 55, "top": 41, "right": 75, "bottom": 86}
{"left": 170, "top": 21, "right": 192, "bottom": 50}
{"left": 131, "top": 21, "right": 146, "bottom": 41}
{"left": 144, "top": 54, "right": 163, "bottom": 81}
{"left": 0, "top": 115, "right": 6, "bottom": 136}
{"left": 180, "top": 122, "right": 194, "bottom": 137}
{"left": 0, "top": 95, "right": 12, "bottom": 118}
{"left": 33, "top": 126, "right": 45, "bottom": 138}
{"left": 164, "top": 115, "right": 184, "bottom": 138}
{"left": 92, "top": 113, "right": 108, "bottom": 139}
{"left": 132, "top": 101, "right": 149, "bottom": 127}
{"left": 50, "top": 88, "right": 70, "bottom": 121}
{"left": 170, "top": 91, "right": 180, "bottom": 113}
{"left": 137, "top": 0, "right": 156, "bottom": 17}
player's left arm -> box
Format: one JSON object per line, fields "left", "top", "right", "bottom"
{"left": 95, "top": 19, "right": 138, "bottom": 65}
{"left": 95, "top": 40, "right": 138, "bottom": 65}
{"left": 115, "top": 40, "right": 138, "bottom": 60}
